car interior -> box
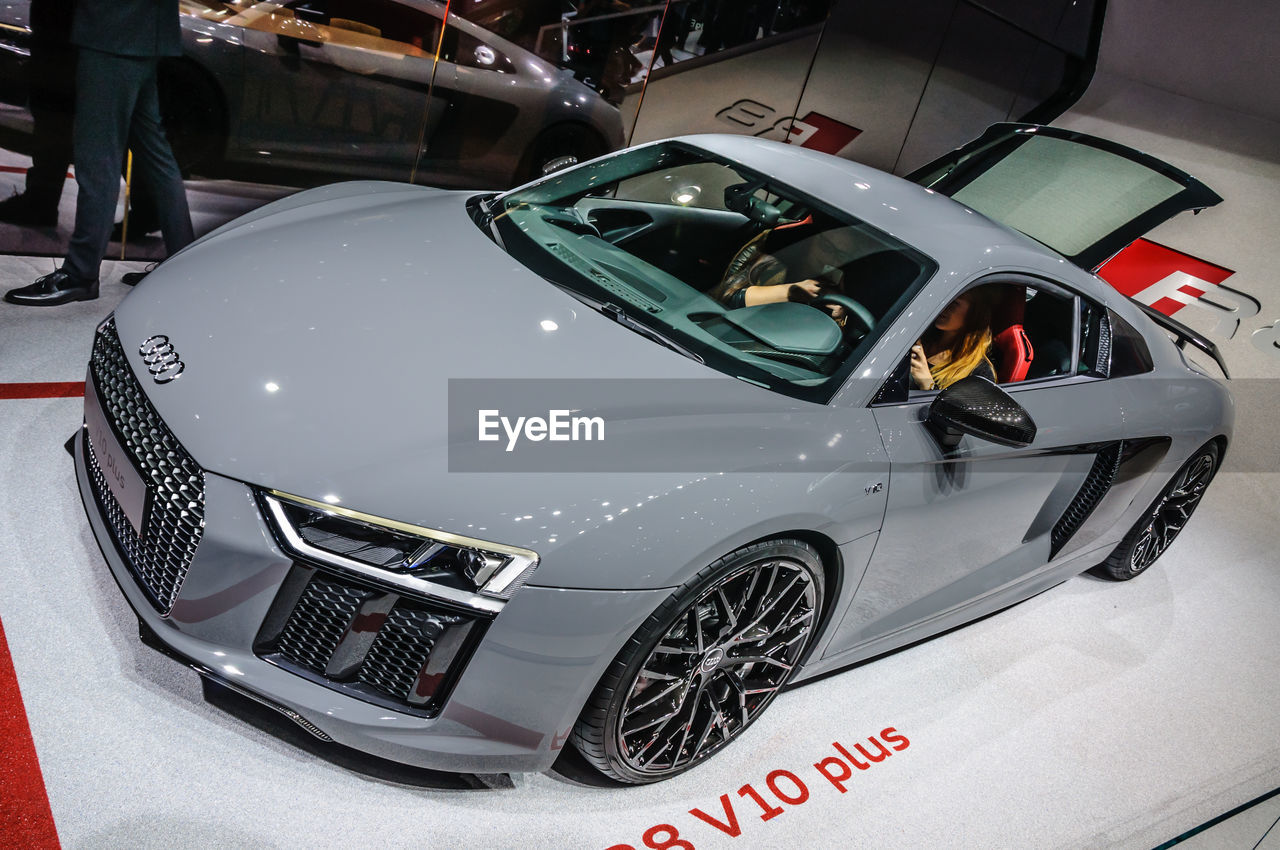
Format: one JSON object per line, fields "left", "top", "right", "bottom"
{"left": 494, "top": 142, "right": 936, "bottom": 401}
{"left": 924, "top": 282, "right": 1087, "bottom": 390}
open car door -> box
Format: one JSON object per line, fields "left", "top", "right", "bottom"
{"left": 906, "top": 123, "right": 1222, "bottom": 272}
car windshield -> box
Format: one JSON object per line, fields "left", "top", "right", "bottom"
{"left": 488, "top": 142, "right": 936, "bottom": 403}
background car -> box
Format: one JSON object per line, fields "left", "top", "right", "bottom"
{"left": 74, "top": 126, "right": 1230, "bottom": 784}
{"left": 0, "top": 0, "right": 624, "bottom": 187}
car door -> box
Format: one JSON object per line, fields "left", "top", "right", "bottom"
{"left": 233, "top": 0, "right": 450, "bottom": 178}
{"left": 414, "top": 21, "right": 527, "bottom": 177}
{"left": 818, "top": 126, "right": 1226, "bottom": 660}
{"left": 820, "top": 277, "right": 1117, "bottom": 653}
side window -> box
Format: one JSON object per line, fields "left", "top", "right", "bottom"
{"left": 884, "top": 281, "right": 1082, "bottom": 403}
{"left": 284, "top": 0, "right": 441, "bottom": 58}
{"left": 1015, "top": 286, "right": 1075, "bottom": 381}
{"left": 876, "top": 280, "right": 1134, "bottom": 405}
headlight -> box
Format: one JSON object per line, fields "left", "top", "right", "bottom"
{"left": 260, "top": 491, "right": 539, "bottom": 608}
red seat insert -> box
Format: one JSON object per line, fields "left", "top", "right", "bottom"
{"left": 991, "top": 285, "right": 1034, "bottom": 383}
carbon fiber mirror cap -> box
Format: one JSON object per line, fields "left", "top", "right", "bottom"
{"left": 927, "top": 375, "right": 1037, "bottom": 449}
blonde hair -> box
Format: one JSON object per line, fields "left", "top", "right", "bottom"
{"left": 928, "top": 286, "right": 998, "bottom": 389}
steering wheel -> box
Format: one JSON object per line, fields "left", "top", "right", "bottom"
{"left": 811, "top": 293, "right": 874, "bottom": 337}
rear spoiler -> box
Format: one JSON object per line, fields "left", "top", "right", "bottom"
{"left": 1134, "top": 301, "right": 1230, "bottom": 379}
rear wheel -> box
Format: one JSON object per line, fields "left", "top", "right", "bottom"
{"left": 157, "top": 59, "right": 228, "bottom": 177}
{"left": 1092, "top": 441, "right": 1220, "bottom": 581}
{"left": 517, "top": 124, "right": 606, "bottom": 184}
{"left": 572, "top": 539, "right": 824, "bottom": 784}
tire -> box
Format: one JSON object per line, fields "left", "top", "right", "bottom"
{"left": 572, "top": 539, "right": 825, "bottom": 784}
{"left": 156, "top": 59, "right": 228, "bottom": 177}
{"left": 1092, "top": 441, "right": 1220, "bottom": 581}
{"left": 517, "top": 123, "right": 607, "bottom": 184}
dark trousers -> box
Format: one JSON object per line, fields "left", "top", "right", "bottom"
{"left": 23, "top": 42, "right": 75, "bottom": 210}
{"left": 64, "top": 48, "right": 193, "bottom": 281}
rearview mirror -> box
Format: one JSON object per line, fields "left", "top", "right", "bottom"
{"left": 927, "top": 376, "right": 1036, "bottom": 449}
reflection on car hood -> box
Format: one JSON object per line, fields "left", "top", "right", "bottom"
{"left": 112, "top": 183, "right": 712, "bottom": 509}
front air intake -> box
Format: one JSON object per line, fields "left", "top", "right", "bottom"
{"left": 1051, "top": 441, "right": 1124, "bottom": 557}
{"left": 255, "top": 563, "right": 485, "bottom": 716}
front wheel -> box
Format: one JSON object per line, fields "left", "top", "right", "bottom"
{"left": 572, "top": 539, "right": 824, "bottom": 784}
{"left": 1092, "top": 441, "right": 1220, "bottom": 581}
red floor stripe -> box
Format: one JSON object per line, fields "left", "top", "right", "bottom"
{"left": 0, "top": 165, "right": 73, "bottom": 178}
{"left": 0, "top": 383, "right": 84, "bottom": 400}
{"left": 0, "top": 619, "right": 60, "bottom": 849}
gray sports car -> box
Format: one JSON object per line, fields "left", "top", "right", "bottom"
{"left": 75, "top": 125, "right": 1232, "bottom": 784}
{"left": 0, "top": 0, "right": 623, "bottom": 186}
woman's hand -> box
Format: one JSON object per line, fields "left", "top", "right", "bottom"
{"left": 910, "top": 342, "right": 934, "bottom": 390}
{"left": 741, "top": 280, "right": 827, "bottom": 308}
{"left": 790, "top": 279, "right": 822, "bottom": 300}
{"left": 741, "top": 283, "right": 794, "bottom": 306}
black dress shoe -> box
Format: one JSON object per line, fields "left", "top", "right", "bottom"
{"left": 0, "top": 192, "right": 59, "bottom": 228}
{"left": 121, "top": 262, "right": 157, "bottom": 286}
{"left": 4, "top": 269, "right": 99, "bottom": 306}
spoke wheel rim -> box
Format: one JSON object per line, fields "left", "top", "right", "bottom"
{"left": 1130, "top": 452, "right": 1215, "bottom": 573}
{"left": 616, "top": 557, "right": 818, "bottom": 776}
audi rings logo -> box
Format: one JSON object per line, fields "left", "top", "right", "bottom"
{"left": 138, "top": 335, "right": 185, "bottom": 383}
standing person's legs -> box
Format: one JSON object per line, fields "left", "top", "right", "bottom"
{"left": 3, "top": 49, "right": 146, "bottom": 305}
{"left": 62, "top": 49, "right": 146, "bottom": 282}
{"left": 19, "top": 43, "right": 76, "bottom": 209}
{"left": 127, "top": 62, "right": 194, "bottom": 255}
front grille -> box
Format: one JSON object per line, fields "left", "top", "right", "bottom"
{"left": 1051, "top": 441, "right": 1124, "bottom": 557}
{"left": 85, "top": 319, "right": 206, "bottom": 613}
{"left": 276, "top": 577, "right": 371, "bottom": 674}
{"left": 257, "top": 564, "right": 482, "bottom": 716}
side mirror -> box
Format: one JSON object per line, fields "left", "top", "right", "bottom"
{"left": 927, "top": 376, "right": 1036, "bottom": 449}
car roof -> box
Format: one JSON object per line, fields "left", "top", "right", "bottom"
{"left": 674, "top": 133, "right": 1075, "bottom": 285}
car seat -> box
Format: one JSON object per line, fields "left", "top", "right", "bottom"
{"left": 990, "top": 284, "right": 1033, "bottom": 383}
{"left": 1022, "top": 291, "right": 1073, "bottom": 378}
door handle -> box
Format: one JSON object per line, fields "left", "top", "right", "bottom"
{"left": 278, "top": 33, "right": 323, "bottom": 53}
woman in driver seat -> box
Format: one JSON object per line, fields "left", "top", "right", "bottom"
{"left": 709, "top": 220, "right": 848, "bottom": 321}
{"left": 909, "top": 286, "right": 999, "bottom": 391}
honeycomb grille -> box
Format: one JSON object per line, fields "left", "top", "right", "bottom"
{"left": 275, "top": 577, "right": 370, "bottom": 674}
{"left": 359, "top": 606, "right": 450, "bottom": 701}
{"left": 86, "top": 319, "right": 206, "bottom": 614}
{"left": 260, "top": 568, "right": 480, "bottom": 716}
{"left": 1052, "top": 441, "right": 1124, "bottom": 557}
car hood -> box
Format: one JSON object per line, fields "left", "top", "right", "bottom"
{"left": 106, "top": 182, "right": 893, "bottom": 589}
{"left": 113, "top": 183, "right": 718, "bottom": 495}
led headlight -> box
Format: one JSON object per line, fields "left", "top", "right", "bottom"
{"left": 260, "top": 491, "right": 538, "bottom": 608}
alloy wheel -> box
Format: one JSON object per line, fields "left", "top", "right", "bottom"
{"left": 1129, "top": 451, "right": 1216, "bottom": 572}
{"left": 615, "top": 557, "right": 818, "bottom": 776}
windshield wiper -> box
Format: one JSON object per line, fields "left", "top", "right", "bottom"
{"left": 471, "top": 192, "right": 505, "bottom": 249}
{"left": 602, "top": 302, "right": 705, "bottom": 364}
{"left": 561, "top": 291, "right": 704, "bottom": 364}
